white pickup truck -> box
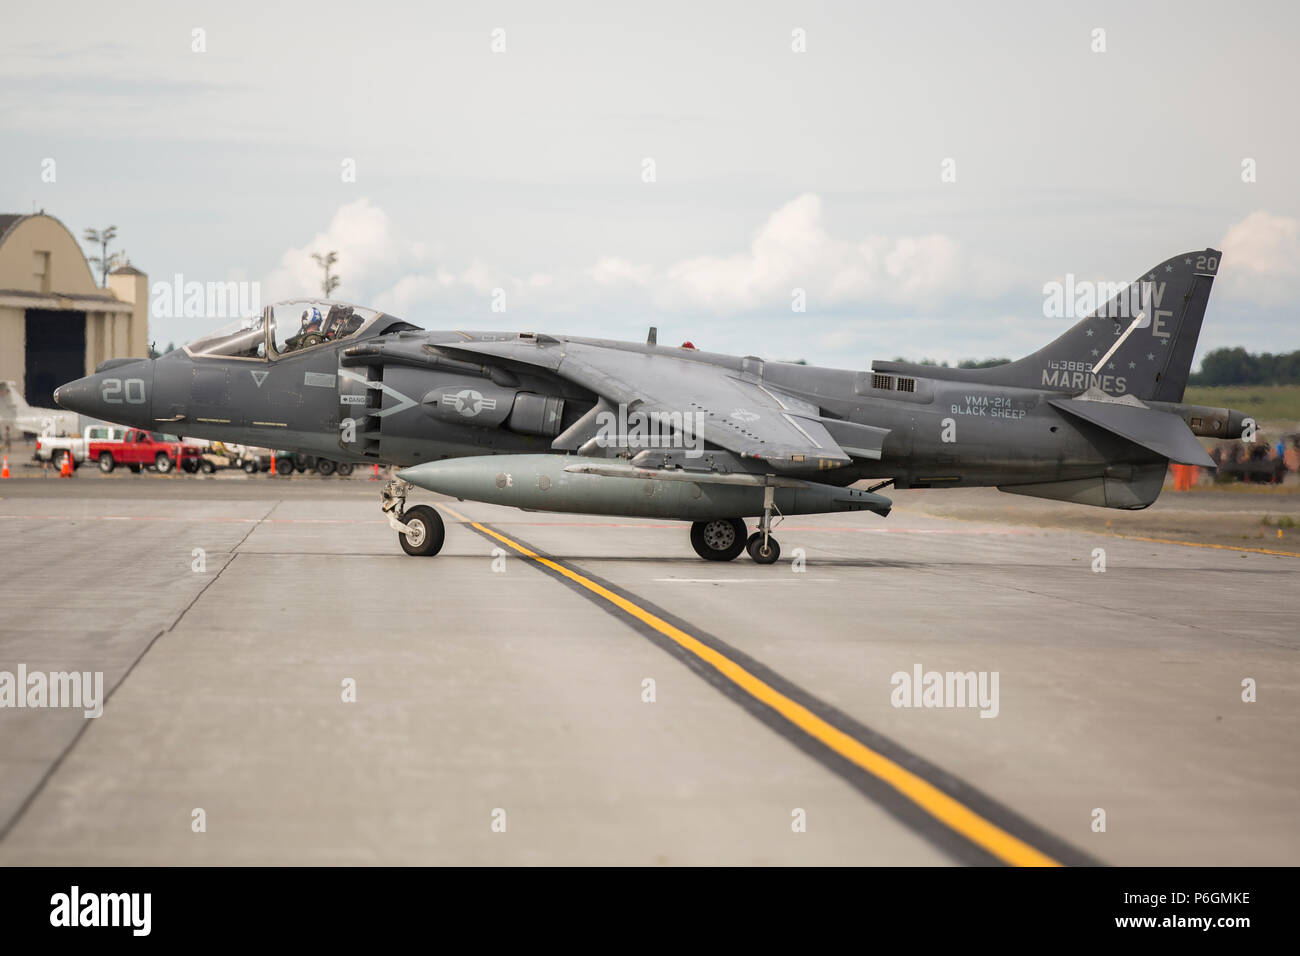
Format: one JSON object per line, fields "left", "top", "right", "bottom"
{"left": 33, "top": 423, "right": 128, "bottom": 467}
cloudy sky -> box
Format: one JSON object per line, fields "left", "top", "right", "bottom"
{"left": 2, "top": 0, "right": 1297, "bottom": 369}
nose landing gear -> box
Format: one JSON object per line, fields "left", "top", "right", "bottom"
{"left": 383, "top": 477, "right": 445, "bottom": 557}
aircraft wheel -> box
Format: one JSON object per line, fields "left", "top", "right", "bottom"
{"left": 690, "top": 518, "right": 747, "bottom": 561}
{"left": 746, "top": 532, "right": 781, "bottom": 565}
{"left": 399, "top": 505, "right": 445, "bottom": 557}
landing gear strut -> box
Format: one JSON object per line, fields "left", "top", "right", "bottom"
{"left": 383, "top": 478, "right": 445, "bottom": 557}
{"left": 745, "top": 484, "right": 781, "bottom": 564}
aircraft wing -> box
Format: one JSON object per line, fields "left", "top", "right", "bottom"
{"left": 434, "top": 339, "right": 883, "bottom": 469}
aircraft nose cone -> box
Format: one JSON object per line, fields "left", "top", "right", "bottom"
{"left": 53, "top": 359, "right": 156, "bottom": 427}
{"left": 52, "top": 376, "right": 96, "bottom": 415}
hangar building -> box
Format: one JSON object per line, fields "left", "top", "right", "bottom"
{"left": 0, "top": 213, "right": 148, "bottom": 408}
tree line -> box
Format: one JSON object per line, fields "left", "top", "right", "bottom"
{"left": 1189, "top": 348, "right": 1300, "bottom": 386}
{"left": 897, "top": 349, "right": 1300, "bottom": 385}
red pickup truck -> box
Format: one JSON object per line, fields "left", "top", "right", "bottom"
{"left": 90, "top": 429, "right": 203, "bottom": 474}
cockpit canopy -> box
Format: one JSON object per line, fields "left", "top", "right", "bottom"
{"left": 186, "top": 314, "right": 267, "bottom": 359}
{"left": 185, "top": 299, "right": 396, "bottom": 361}
{"left": 270, "top": 300, "right": 379, "bottom": 355}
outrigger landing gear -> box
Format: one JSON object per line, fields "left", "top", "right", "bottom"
{"left": 745, "top": 484, "right": 781, "bottom": 565}
{"left": 383, "top": 477, "right": 445, "bottom": 557}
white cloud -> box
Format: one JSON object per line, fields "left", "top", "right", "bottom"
{"left": 589, "top": 256, "right": 654, "bottom": 286}
{"left": 657, "top": 194, "right": 997, "bottom": 313}
{"left": 238, "top": 198, "right": 1300, "bottom": 365}
{"left": 1218, "top": 210, "right": 1300, "bottom": 307}
{"left": 262, "top": 198, "right": 434, "bottom": 303}
{"left": 266, "top": 193, "right": 1008, "bottom": 332}
{"left": 262, "top": 199, "right": 541, "bottom": 321}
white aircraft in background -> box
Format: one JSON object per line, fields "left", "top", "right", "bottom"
{"left": 0, "top": 380, "right": 80, "bottom": 437}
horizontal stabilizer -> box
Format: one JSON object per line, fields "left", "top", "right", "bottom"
{"left": 1050, "top": 397, "right": 1215, "bottom": 467}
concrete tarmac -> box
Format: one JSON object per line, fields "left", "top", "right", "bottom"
{"left": 0, "top": 476, "right": 1296, "bottom": 865}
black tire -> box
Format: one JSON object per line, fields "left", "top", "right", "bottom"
{"left": 398, "top": 505, "right": 445, "bottom": 557}
{"left": 336, "top": 462, "right": 353, "bottom": 477}
{"left": 316, "top": 458, "right": 336, "bottom": 476}
{"left": 155, "top": 453, "right": 173, "bottom": 473}
{"left": 243, "top": 461, "right": 258, "bottom": 474}
{"left": 200, "top": 460, "right": 216, "bottom": 475}
{"left": 746, "top": 532, "right": 781, "bottom": 565}
{"left": 690, "top": 518, "right": 747, "bottom": 561}
{"left": 276, "top": 457, "right": 293, "bottom": 475}
{"left": 181, "top": 459, "right": 198, "bottom": 473}
{"left": 98, "top": 452, "right": 114, "bottom": 473}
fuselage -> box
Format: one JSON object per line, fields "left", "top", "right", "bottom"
{"left": 52, "top": 317, "right": 1239, "bottom": 508}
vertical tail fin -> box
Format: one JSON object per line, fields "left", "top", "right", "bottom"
{"left": 1023, "top": 249, "right": 1220, "bottom": 402}
{"left": 872, "top": 249, "right": 1220, "bottom": 402}
{"left": 0, "top": 381, "right": 31, "bottom": 415}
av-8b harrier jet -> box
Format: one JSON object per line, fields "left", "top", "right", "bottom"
{"left": 55, "top": 249, "right": 1247, "bottom": 565}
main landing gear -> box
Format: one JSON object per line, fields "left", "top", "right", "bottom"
{"left": 689, "top": 518, "right": 747, "bottom": 561}
{"left": 689, "top": 486, "right": 783, "bottom": 565}
{"left": 383, "top": 478, "right": 445, "bottom": 557}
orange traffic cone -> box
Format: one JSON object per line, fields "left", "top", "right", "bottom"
{"left": 269, "top": 454, "right": 277, "bottom": 476}
{"left": 1, "top": 456, "right": 9, "bottom": 479}
{"left": 60, "top": 451, "right": 73, "bottom": 477}
{"left": 371, "top": 463, "right": 379, "bottom": 480}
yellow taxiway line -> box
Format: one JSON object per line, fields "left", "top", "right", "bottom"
{"left": 436, "top": 502, "right": 1063, "bottom": 867}
{"left": 1100, "top": 532, "right": 1300, "bottom": 558}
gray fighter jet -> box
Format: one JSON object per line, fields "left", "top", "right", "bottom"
{"left": 54, "top": 249, "right": 1247, "bottom": 564}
